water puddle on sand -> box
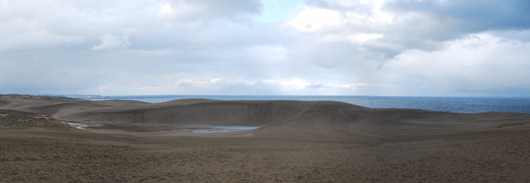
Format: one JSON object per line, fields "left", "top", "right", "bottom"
{"left": 172, "top": 125, "right": 260, "bottom": 133}
{"left": 62, "top": 122, "right": 88, "bottom": 129}
{"left": 61, "top": 123, "right": 260, "bottom": 134}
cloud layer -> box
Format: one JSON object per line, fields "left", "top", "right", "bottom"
{"left": 1, "top": 0, "right": 529, "bottom": 96}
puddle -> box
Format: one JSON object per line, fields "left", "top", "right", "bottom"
{"left": 61, "top": 123, "right": 259, "bottom": 134}
{"left": 62, "top": 122, "right": 88, "bottom": 130}
{"left": 173, "top": 125, "right": 260, "bottom": 133}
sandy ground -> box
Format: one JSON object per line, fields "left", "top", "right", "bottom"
{"left": 1, "top": 95, "right": 530, "bottom": 182}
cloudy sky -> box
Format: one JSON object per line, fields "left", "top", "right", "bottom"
{"left": 1, "top": 0, "right": 530, "bottom": 96}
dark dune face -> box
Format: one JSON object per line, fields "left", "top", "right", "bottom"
{"left": 70, "top": 100, "right": 321, "bottom": 125}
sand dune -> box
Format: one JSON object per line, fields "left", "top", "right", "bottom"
{"left": 2, "top": 95, "right": 530, "bottom": 139}
{"left": 27, "top": 102, "right": 106, "bottom": 115}
{"left": 2, "top": 95, "right": 530, "bottom": 182}
{"left": 0, "top": 109, "right": 70, "bottom": 130}
{"left": 64, "top": 100, "right": 530, "bottom": 138}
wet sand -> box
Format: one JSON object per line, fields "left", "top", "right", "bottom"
{"left": 1, "top": 95, "right": 530, "bottom": 182}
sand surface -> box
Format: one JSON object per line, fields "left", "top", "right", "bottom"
{"left": 1, "top": 95, "right": 530, "bottom": 182}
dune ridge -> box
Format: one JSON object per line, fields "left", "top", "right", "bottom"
{"left": 2, "top": 95, "right": 530, "bottom": 139}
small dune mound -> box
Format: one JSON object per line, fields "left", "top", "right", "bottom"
{"left": 0, "top": 110, "right": 70, "bottom": 130}
{"left": 0, "top": 100, "right": 8, "bottom": 106}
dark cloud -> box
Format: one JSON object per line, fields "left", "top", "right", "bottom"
{"left": 302, "top": 0, "right": 373, "bottom": 13}
{"left": 383, "top": 0, "right": 530, "bottom": 31}
{"left": 298, "top": 0, "right": 530, "bottom": 55}
{"left": 162, "top": 0, "right": 263, "bottom": 23}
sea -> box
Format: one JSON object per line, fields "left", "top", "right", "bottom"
{"left": 52, "top": 95, "right": 530, "bottom": 114}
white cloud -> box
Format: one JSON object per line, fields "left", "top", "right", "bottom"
{"left": 261, "top": 79, "right": 277, "bottom": 84}
{"left": 261, "top": 79, "right": 309, "bottom": 89}
{"left": 243, "top": 80, "right": 256, "bottom": 85}
{"left": 261, "top": 79, "right": 368, "bottom": 91}
{"left": 90, "top": 34, "right": 131, "bottom": 51}
{"left": 156, "top": 1, "right": 201, "bottom": 22}
{"left": 289, "top": 0, "right": 392, "bottom": 34}
{"left": 249, "top": 45, "right": 287, "bottom": 63}
{"left": 324, "top": 83, "right": 367, "bottom": 90}
{"left": 279, "top": 79, "right": 310, "bottom": 89}
{"left": 289, "top": 7, "right": 343, "bottom": 32}
{"left": 138, "top": 85, "right": 164, "bottom": 90}
{"left": 348, "top": 33, "right": 383, "bottom": 43}
{"left": 307, "top": 83, "right": 371, "bottom": 90}
{"left": 175, "top": 79, "right": 218, "bottom": 85}
{"left": 358, "top": 0, "right": 392, "bottom": 23}
{"left": 155, "top": 0, "right": 262, "bottom": 23}
{"left": 1, "top": 0, "right": 530, "bottom": 96}
{"left": 174, "top": 78, "right": 256, "bottom": 86}
{"left": 383, "top": 32, "right": 530, "bottom": 95}
{"left": 159, "top": 4, "right": 173, "bottom": 14}
{"left": 319, "top": 33, "right": 383, "bottom": 44}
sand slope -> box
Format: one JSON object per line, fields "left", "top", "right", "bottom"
{"left": 65, "top": 100, "right": 530, "bottom": 138}
{"left": 2, "top": 121, "right": 530, "bottom": 182}
{"left": 2, "top": 95, "right": 530, "bottom": 182}
{"left": 2, "top": 95, "right": 530, "bottom": 139}
{"left": 0, "top": 100, "right": 9, "bottom": 108}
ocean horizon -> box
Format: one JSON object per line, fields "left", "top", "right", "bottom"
{"left": 30, "top": 94, "right": 530, "bottom": 114}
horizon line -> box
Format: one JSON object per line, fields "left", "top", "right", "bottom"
{"left": 2, "top": 94, "right": 529, "bottom": 98}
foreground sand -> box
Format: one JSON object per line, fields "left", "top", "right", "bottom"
{"left": 1, "top": 95, "right": 530, "bottom": 182}
{"left": 2, "top": 124, "right": 530, "bottom": 182}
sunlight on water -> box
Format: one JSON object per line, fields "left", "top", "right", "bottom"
{"left": 173, "top": 125, "right": 260, "bottom": 133}
{"left": 61, "top": 123, "right": 259, "bottom": 133}
{"left": 62, "top": 122, "right": 88, "bottom": 129}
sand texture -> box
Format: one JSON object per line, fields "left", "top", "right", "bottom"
{"left": 1, "top": 94, "right": 530, "bottom": 182}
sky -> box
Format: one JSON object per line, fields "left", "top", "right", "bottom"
{"left": 1, "top": 0, "right": 530, "bottom": 97}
